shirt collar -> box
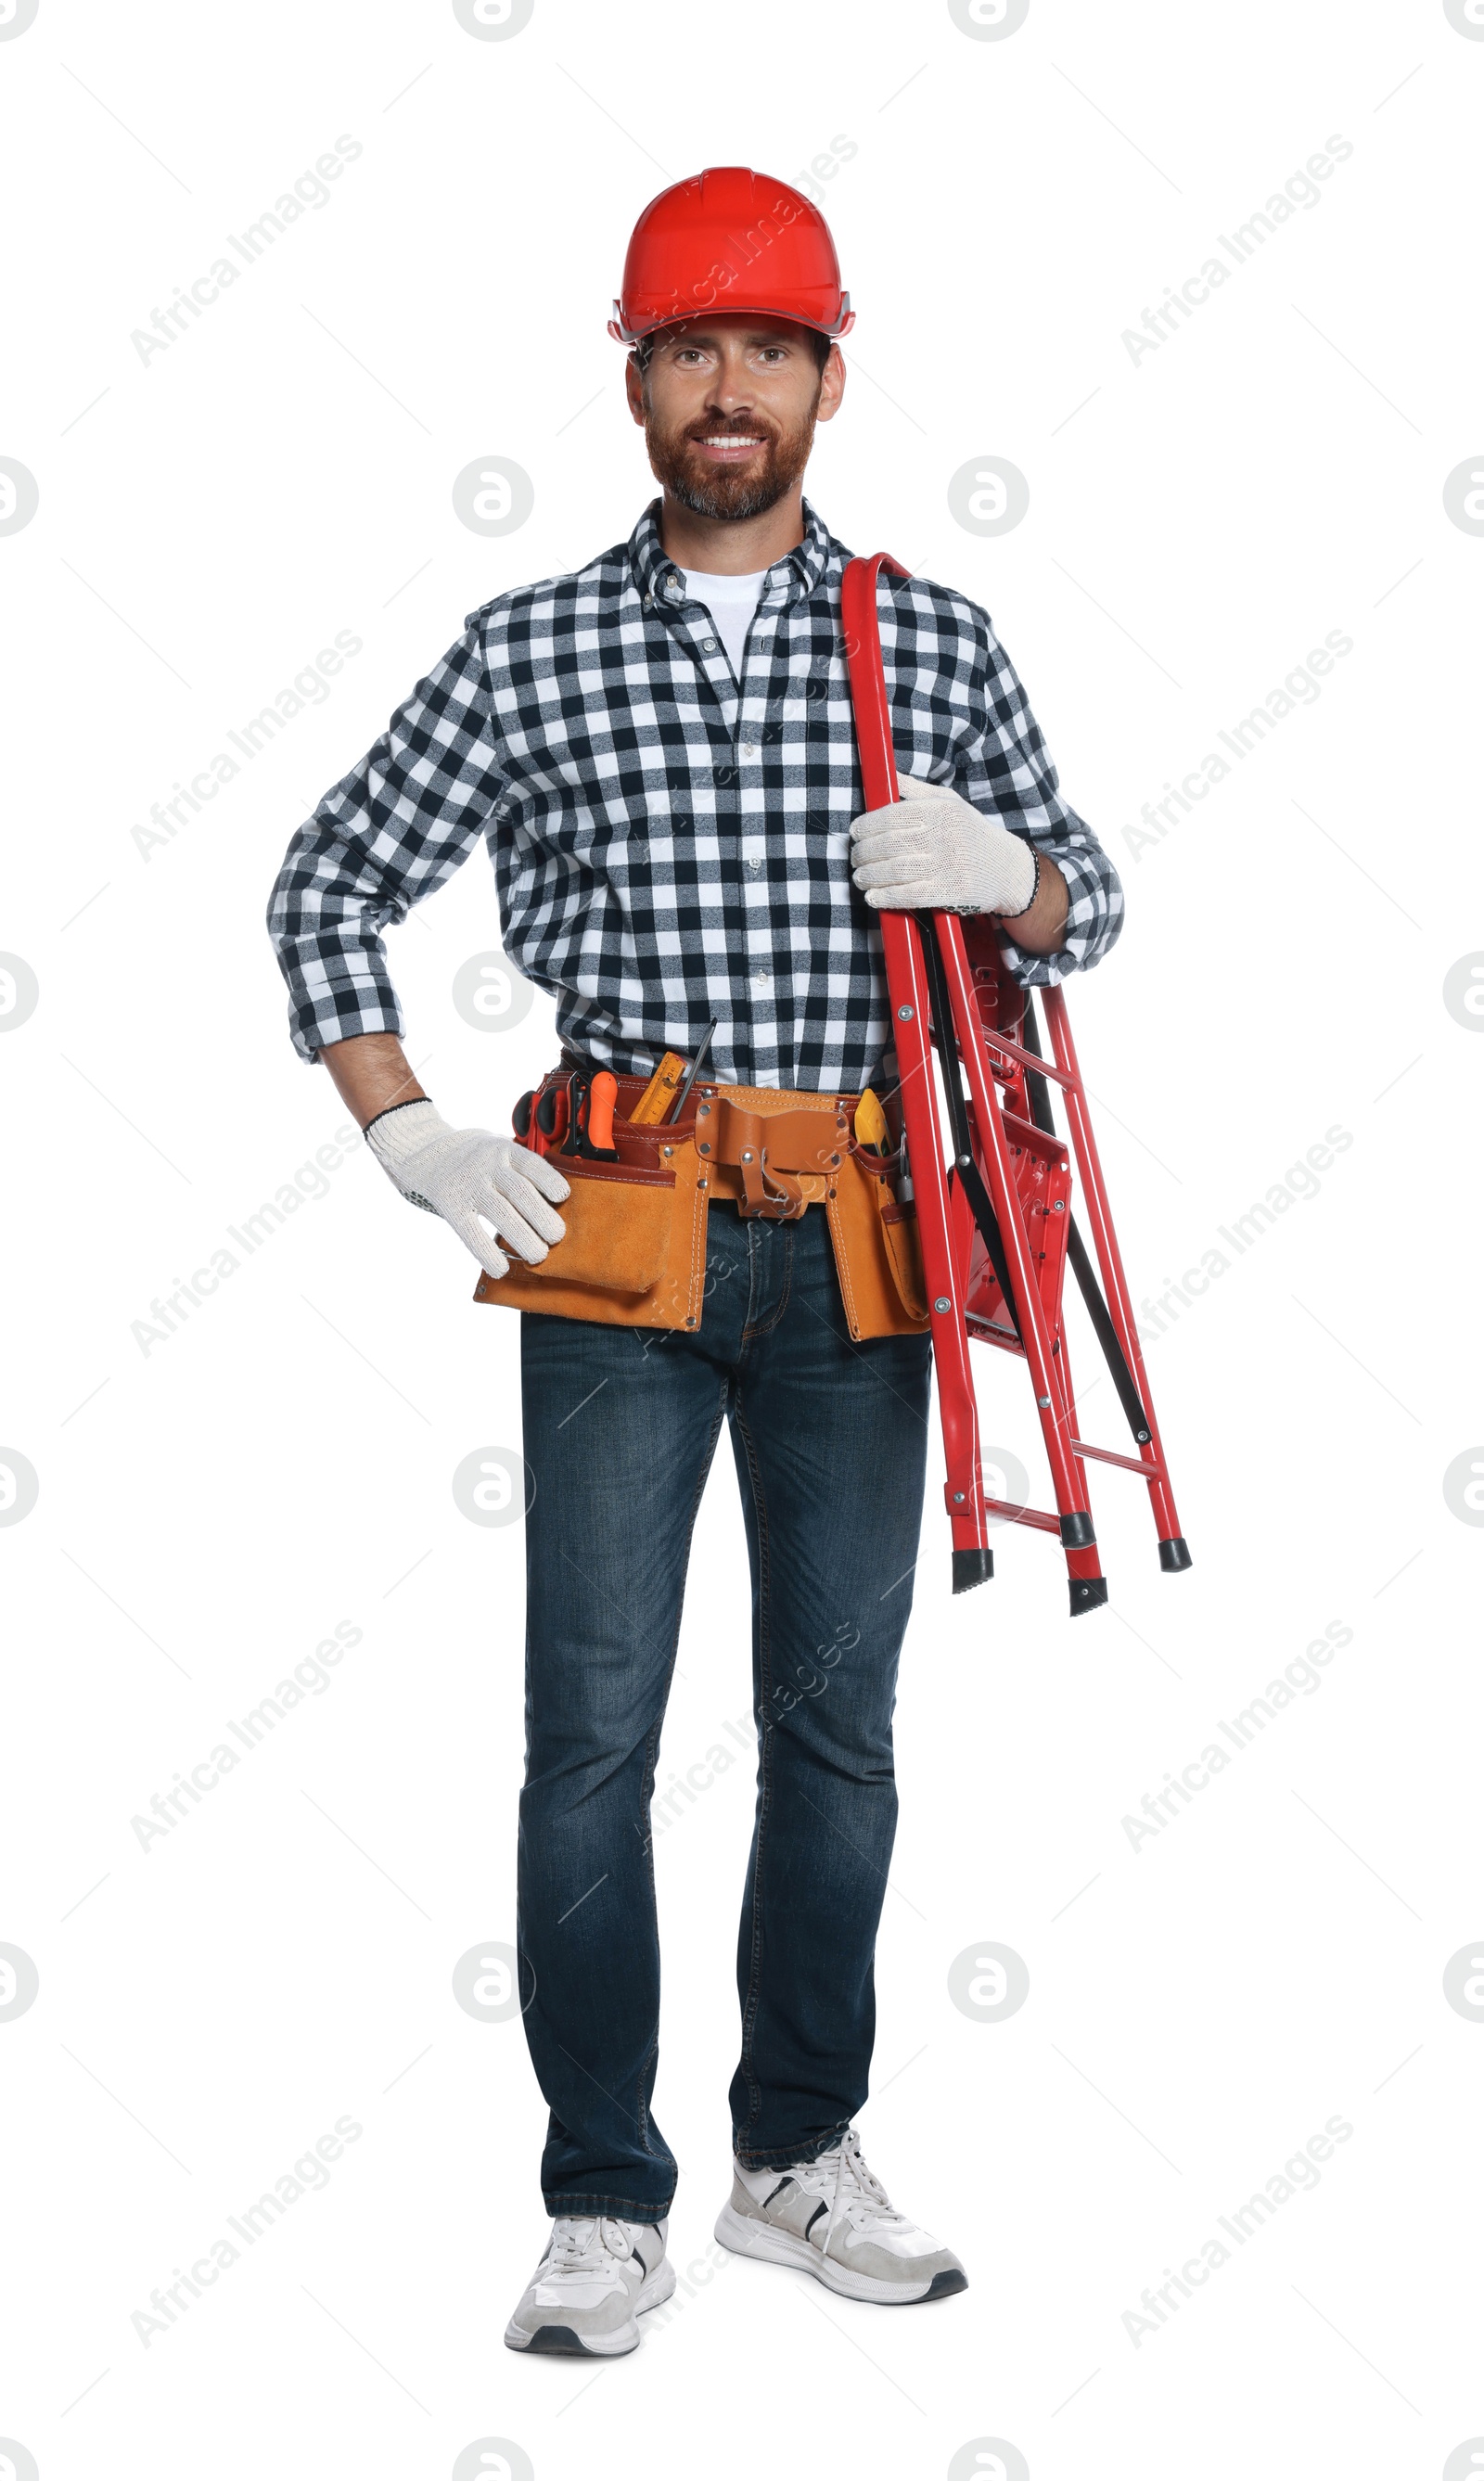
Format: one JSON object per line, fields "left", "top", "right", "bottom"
{"left": 628, "top": 497, "right": 834, "bottom": 611}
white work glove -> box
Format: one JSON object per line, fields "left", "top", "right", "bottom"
{"left": 365, "top": 1099, "right": 569, "bottom": 1281}
{"left": 850, "top": 775, "right": 1038, "bottom": 917}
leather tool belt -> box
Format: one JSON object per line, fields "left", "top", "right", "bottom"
{"left": 472, "top": 1055, "right": 929, "bottom": 1340}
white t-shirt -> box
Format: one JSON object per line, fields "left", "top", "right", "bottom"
{"left": 681, "top": 567, "right": 770, "bottom": 680}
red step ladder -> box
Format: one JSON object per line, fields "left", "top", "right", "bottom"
{"left": 841, "top": 553, "right": 1191, "bottom": 1616}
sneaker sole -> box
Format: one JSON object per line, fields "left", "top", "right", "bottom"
{"left": 713, "top": 2203, "right": 967, "bottom": 2305}
{"left": 504, "top": 2259, "right": 676, "bottom": 2356}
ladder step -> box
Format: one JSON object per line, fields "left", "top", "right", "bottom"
{"left": 983, "top": 1495, "right": 1062, "bottom": 1537}
{"left": 1070, "top": 1439, "right": 1168, "bottom": 1481}
{"left": 977, "top": 1027, "right": 1079, "bottom": 1093}
{"left": 966, "top": 1312, "right": 1021, "bottom": 1347}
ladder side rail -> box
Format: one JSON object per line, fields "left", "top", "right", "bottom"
{"left": 1041, "top": 983, "right": 1188, "bottom": 1563}
{"left": 930, "top": 914, "right": 1107, "bottom": 1613}
{"left": 880, "top": 910, "right": 991, "bottom": 1577}
{"left": 841, "top": 554, "right": 994, "bottom": 1591}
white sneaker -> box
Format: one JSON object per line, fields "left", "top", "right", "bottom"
{"left": 504, "top": 2214, "right": 675, "bottom": 2356}
{"left": 715, "top": 2129, "right": 967, "bottom": 2305}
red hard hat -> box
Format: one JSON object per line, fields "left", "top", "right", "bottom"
{"left": 608, "top": 165, "right": 854, "bottom": 345}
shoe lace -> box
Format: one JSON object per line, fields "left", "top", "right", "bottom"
{"left": 546, "top": 2216, "right": 633, "bottom": 2279}
{"left": 804, "top": 2129, "right": 905, "bottom": 2259}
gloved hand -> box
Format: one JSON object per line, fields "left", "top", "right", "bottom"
{"left": 850, "top": 775, "right": 1038, "bottom": 917}
{"left": 365, "top": 1099, "right": 569, "bottom": 1280}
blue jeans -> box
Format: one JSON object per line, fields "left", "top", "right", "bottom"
{"left": 517, "top": 1196, "right": 933, "bottom": 2219}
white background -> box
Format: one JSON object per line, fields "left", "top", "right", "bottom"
{"left": 2, "top": 2, "right": 1482, "bottom": 2476}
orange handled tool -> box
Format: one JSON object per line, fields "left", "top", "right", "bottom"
{"left": 559, "top": 1068, "right": 620, "bottom": 1161}
{"left": 586, "top": 1069, "right": 618, "bottom": 1154}
{"left": 518, "top": 1066, "right": 620, "bottom": 1160}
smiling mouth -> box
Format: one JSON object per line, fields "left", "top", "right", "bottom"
{"left": 693, "top": 433, "right": 767, "bottom": 457}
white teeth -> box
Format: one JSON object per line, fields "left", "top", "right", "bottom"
{"left": 703, "top": 436, "right": 761, "bottom": 446}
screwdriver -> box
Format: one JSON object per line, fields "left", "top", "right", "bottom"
{"left": 666, "top": 1018, "right": 718, "bottom": 1124}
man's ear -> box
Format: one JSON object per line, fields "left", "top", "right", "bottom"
{"left": 816, "top": 343, "right": 846, "bottom": 425}
{"left": 625, "top": 352, "right": 647, "bottom": 428}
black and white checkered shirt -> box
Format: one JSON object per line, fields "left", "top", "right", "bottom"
{"left": 267, "top": 500, "right": 1123, "bottom": 1092}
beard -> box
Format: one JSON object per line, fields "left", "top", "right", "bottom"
{"left": 644, "top": 399, "right": 819, "bottom": 522}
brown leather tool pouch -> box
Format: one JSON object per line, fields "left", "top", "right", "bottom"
{"left": 825, "top": 1148, "right": 930, "bottom": 1341}
{"left": 473, "top": 1139, "right": 710, "bottom": 1330}
{"left": 877, "top": 1191, "right": 929, "bottom": 1324}
{"left": 472, "top": 1063, "right": 928, "bottom": 1339}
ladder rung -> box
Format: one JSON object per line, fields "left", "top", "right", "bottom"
{"left": 977, "top": 1028, "right": 1078, "bottom": 1092}
{"left": 966, "top": 1312, "right": 1020, "bottom": 1346}
{"left": 1070, "top": 1439, "right": 1167, "bottom": 1481}
{"left": 983, "top": 1495, "right": 1062, "bottom": 1537}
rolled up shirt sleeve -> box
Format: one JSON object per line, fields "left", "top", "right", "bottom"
{"left": 958, "top": 611, "right": 1124, "bottom": 985}
{"left": 266, "top": 620, "right": 505, "bottom": 1060}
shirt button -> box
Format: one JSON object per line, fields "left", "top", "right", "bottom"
{"left": 741, "top": 741, "right": 757, "bottom": 757}
{"left": 701, "top": 636, "right": 718, "bottom": 653}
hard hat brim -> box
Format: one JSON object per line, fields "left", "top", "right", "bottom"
{"left": 608, "top": 294, "right": 854, "bottom": 346}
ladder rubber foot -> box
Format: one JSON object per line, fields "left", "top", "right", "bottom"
{"left": 1059, "top": 1510, "right": 1096, "bottom": 1550}
{"left": 1068, "top": 1575, "right": 1108, "bottom": 1618}
{"left": 952, "top": 1547, "right": 994, "bottom": 1595}
{"left": 1158, "top": 1536, "right": 1193, "bottom": 1573}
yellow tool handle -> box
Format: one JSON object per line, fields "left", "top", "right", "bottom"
{"left": 854, "top": 1086, "right": 890, "bottom": 1152}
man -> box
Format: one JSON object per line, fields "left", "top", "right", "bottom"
{"left": 268, "top": 165, "right": 1122, "bottom": 2357}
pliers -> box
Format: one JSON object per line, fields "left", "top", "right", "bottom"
{"left": 513, "top": 1068, "right": 619, "bottom": 1161}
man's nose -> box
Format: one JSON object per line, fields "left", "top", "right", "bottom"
{"left": 707, "top": 357, "right": 756, "bottom": 415}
